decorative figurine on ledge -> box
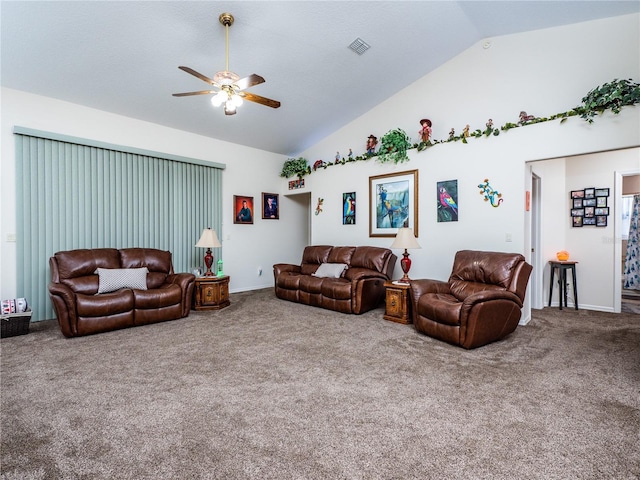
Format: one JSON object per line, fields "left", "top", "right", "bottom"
{"left": 448, "top": 128, "right": 455, "bottom": 141}
{"left": 366, "top": 135, "right": 378, "bottom": 155}
{"left": 519, "top": 111, "right": 536, "bottom": 124}
{"left": 419, "top": 118, "right": 432, "bottom": 143}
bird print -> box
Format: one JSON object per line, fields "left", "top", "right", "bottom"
{"left": 439, "top": 187, "right": 458, "bottom": 214}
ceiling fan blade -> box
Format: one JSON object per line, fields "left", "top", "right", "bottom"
{"left": 172, "top": 90, "right": 218, "bottom": 97}
{"left": 234, "top": 74, "right": 265, "bottom": 91}
{"left": 240, "top": 92, "right": 281, "bottom": 109}
{"left": 178, "top": 66, "right": 219, "bottom": 87}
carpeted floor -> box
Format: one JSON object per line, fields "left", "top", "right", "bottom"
{"left": 1, "top": 288, "right": 639, "bottom": 479}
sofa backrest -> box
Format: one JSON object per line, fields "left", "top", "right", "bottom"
{"left": 51, "top": 248, "right": 120, "bottom": 294}
{"left": 448, "top": 250, "right": 530, "bottom": 301}
{"left": 300, "top": 245, "right": 333, "bottom": 275}
{"left": 351, "top": 246, "right": 394, "bottom": 277}
{"left": 299, "top": 245, "right": 395, "bottom": 278}
{"left": 50, "top": 247, "right": 174, "bottom": 293}
{"left": 120, "top": 248, "right": 174, "bottom": 288}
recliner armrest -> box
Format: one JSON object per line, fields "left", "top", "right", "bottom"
{"left": 166, "top": 272, "right": 196, "bottom": 290}
{"left": 461, "top": 289, "right": 523, "bottom": 308}
{"left": 409, "top": 279, "right": 450, "bottom": 302}
{"left": 344, "top": 267, "right": 386, "bottom": 282}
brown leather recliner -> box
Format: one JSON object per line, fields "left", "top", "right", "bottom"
{"left": 48, "top": 248, "right": 195, "bottom": 337}
{"left": 409, "top": 250, "right": 532, "bottom": 349}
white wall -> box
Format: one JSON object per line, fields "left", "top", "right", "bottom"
{"left": 295, "top": 14, "right": 640, "bottom": 320}
{"left": 0, "top": 88, "right": 297, "bottom": 302}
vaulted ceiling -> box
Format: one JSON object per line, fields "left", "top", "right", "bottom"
{"left": 2, "top": 1, "right": 638, "bottom": 156}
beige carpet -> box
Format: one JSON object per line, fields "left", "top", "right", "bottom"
{"left": 1, "top": 288, "right": 639, "bottom": 479}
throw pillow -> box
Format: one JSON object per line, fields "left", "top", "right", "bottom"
{"left": 313, "top": 263, "right": 347, "bottom": 278}
{"left": 95, "top": 267, "right": 149, "bottom": 294}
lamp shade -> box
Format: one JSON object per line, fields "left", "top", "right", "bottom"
{"left": 195, "top": 228, "right": 222, "bottom": 248}
{"left": 390, "top": 227, "right": 421, "bottom": 250}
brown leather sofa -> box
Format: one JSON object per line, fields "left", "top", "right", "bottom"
{"left": 48, "top": 248, "right": 195, "bottom": 337}
{"left": 409, "top": 250, "right": 532, "bottom": 349}
{"left": 274, "top": 245, "right": 397, "bottom": 314}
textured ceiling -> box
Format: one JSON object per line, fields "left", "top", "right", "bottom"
{"left": 2, "top": 1, "right": 638, "bottom": 156}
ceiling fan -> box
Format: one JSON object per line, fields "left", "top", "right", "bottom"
{"left": 173, "top": 13, "right": 281, "bottom": 115}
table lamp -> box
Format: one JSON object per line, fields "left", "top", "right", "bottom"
{"left": 390, "top": 227, "right": 421, "bottom": 284}
{"left": 195, "top": 227, "right": 222, "bottom": 277}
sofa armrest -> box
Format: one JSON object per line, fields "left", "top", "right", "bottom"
{"left": 344, "top": 267, "right": 386, "bottom": 282}
{"left": 48, "top": 282, "right": 78, "bottom": 337}
{"left": 273, "top": 264, "right": 301, "bottom": 277}
{"left": 409, "top": 279, "right": 450, "bottom": 304}
{"left": 166, "top": 272, "right": 196, "bottom": 317}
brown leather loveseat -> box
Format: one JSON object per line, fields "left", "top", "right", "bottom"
{"left": 48, "top": 248, "right": 195, "bottom": 337}
{"left": 409, "top": 250, "right": 532, "bottom": 349}
{"left": 273, "top": 245, "right": 397, "bottom": 314}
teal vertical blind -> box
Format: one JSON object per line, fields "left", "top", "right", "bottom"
{"left": 15, "top": 129, "right": 224, "bottom": 321}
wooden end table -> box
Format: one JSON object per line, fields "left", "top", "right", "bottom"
{"left": 383, "top": 280, "right": 412, "bottom": 324}
{"left": 193, "top": 275, "right": 230, "bottom": 311}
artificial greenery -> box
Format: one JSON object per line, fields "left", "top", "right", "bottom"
{"left": 576, "top": 78, "right": 640, "bottom": 123}
{"left": 280, "top": 157, "right": 310, "bottom": 178}
{"left": 376, "top": 128, "right": 413, "bottom": 164}
{"left": 278, "top": 78, "right": 639, "bottom": 176}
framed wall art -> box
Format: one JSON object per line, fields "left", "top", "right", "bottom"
{"left": 343, "top": 192, "right": 356, "bottom": 225}
{"left": 369, "top": 170, "right": 418, "bottom": 237}
{"left": 437, "top": 179, "right": 458, "bottom": 222}
{"left": 233, "top": 195, "right": 254, "bottom": 224}
{"left": 262, "top": 192, "right": 279, "bottom": 219}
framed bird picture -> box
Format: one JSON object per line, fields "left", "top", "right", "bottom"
{"left": 369, "top": 170, "right": 418, "bottom": 237}
{"left": 437, "top": 179, "right": 458, "bottom": 222}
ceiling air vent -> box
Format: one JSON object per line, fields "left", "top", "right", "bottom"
{"left": 348, "top": 37, "right": 370, "bottom": 55}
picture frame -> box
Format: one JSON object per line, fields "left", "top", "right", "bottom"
{"left": 595, "top": 207, "right": 609, "bottom": 216}
{"left": 596, "top": 215, "right": 608, "bottom": 227}
{"left": 262, "top": 192, "right": 279, "bottom": 219}
{"left": 583, "top": 216, "right": 596, "bottom": 226}
{"left": 595, "top": 188, "right": 610, "bottom": 197}
{"left": 343, "top": 192, "right": 356, "bottom": 225}
{"left": 572, "top": 198, "right": 583, "bottom": 209}
{"left": 572, "top": 216, "right": 583, "bottom": 227}
{"left": 596, "top": 196, "right": 608, "bottom": 208}
{"left": 584, "top": 187, "right": 595, "bottom": 198}
{"left": 369, "top": 170, "right": 418, "bottom": 237}
{"left": 571, "top": 208, "right": 584, "bottom": 217}
{"left": 570, "top": 190, "right": 585, "bottom": 199}
{"left": 584, "top": 206, "right": 595, "bottom": 217}
{"left": 437, "top": 179, "right": 458, "bottom": 223}
{"left": 583, "top": 198, "right": 596, "bottom": 207}
{"left": 233, "top": 195, "right": 254, "bottom": 224}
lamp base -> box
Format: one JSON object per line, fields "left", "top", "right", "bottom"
{"left": 399, "top": 249, "right": 412, "bottom": 284}
{"left": 203, "top": 248, "right": 214, "bottom": 276}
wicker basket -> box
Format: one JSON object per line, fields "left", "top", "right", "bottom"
{"left": 1, "top": 309, "right": 32, "bottom": 338}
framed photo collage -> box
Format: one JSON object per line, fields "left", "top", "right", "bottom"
{"left": 570, "top": 187, "right": 609, "bottom": 227}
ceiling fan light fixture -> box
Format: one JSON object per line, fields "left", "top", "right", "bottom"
{"left": 231, "top": 94, "right": 243, "bottom": 107}
{"left": 211, "top": 91, "right": 226, "bottom": 107}
{"left": 224, "top": 102, "right": 237, "bottom": 115}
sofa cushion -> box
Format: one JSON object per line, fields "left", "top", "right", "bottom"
{"left": 320, "top": 278, "right": 352, "bottom": 300}
{"left": 96, "top": 267, "right": 148, "bottom": 294}
{"left": 134, "top": 284, "right": 182, "bottom": 309}
{"left": 313, "top": 263, "right": 347, "bottom": 278}
{"left": 76, "top": 290, "right": 134, "bottom": 317}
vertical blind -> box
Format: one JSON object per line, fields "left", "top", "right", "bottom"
{"left": 15, "top": 128, "right": 224, "bottom": 321}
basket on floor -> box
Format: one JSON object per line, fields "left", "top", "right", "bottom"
{"left": 1, "top": 309, "right": 32, "bottom": 338}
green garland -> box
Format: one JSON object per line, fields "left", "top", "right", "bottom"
{"left": 279, "top": 78, "right": 640, "bottom": 178}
